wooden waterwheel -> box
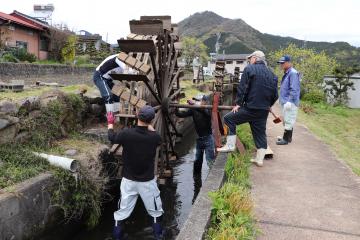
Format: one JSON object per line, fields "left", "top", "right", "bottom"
{"left": 109, "top": 16, "right": 183, "bottom": 181}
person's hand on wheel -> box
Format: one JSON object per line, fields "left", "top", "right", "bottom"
{"left": 107, "top": 112, "right": 115, "bottom": 125}
{"left": 232, "top": 105, "right": 240, "bottom": 113}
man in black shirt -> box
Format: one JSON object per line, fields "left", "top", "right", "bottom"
{"left": 175, "top": 95, "right": 215, "bottom": 173}
{"left": 107, "top": 105, "right": 164, "bottom": 240}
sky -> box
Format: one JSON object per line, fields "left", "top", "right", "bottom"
{"left": 2, "top": 0, "right": 360, "bottom": 47}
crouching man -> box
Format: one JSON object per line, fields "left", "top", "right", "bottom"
{"left": 107, "top": 105, "right": 164, "bottom": 240}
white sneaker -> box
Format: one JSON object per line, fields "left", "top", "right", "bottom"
{"left": 265, "top": 146, "right": 273, "bottom": 157}
{"left": 250, "top": 148, "right": 266, "bottom": 167}
{"left": 217, "top": 135, "right": 236, "bottom": 152}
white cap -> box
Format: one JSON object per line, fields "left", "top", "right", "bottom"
{"left": 247, "top": 50, "right": 265, "bottom": 60}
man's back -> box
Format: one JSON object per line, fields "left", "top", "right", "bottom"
{"left": 238, "top": 61, "right": 278, "bottom": 110}
{"left": 109, "top": 126, "right": 161, "bottom": 182}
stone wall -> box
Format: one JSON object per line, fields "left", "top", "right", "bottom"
{"left": 0, "top": 63, "right": 94, "bottom": 86}
{"left": 0, "top": 174, "right": 56, "bottom": 240}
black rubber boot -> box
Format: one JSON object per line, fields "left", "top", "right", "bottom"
{"left": 288, "top": 129, "right": 293, "bottom": 143}
{"left": 276, "top": 130, "right": 291, "bottom": 145}
{"left": 193, "top": 159, "right": 203, "bottom": 174}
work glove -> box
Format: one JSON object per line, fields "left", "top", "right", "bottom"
{"left": 284, "top": 102, "right": 292, "bottom": 111}
{"left": 187, "top": 99, "right": 195, "bottom": 105}
{"left": 107, "top": 112, "right": 115, "bottom": 125}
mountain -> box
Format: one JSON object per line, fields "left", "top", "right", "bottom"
{"left": 178, "top": 11, "right": 360, "bottom": 66}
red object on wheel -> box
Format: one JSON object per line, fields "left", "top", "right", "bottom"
{"left": 107, "top": 112, "right": 115, "bottom": 125}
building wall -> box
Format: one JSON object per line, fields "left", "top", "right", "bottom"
{"left": 324, "top": 74, "right": 360, "bottom": 108}
{"left": 2, "top": 24, "right": 40, "bottom": 58}
{"left": 208, "top": 60, "right": 247, "bottom": 75}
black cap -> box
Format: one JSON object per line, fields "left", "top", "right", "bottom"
{"left": 138, "top": 105, "right": 155, "bottom": 123}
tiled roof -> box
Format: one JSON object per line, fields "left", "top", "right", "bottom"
{"left": 0, "top": 11, "right": 43, "bottom": 30}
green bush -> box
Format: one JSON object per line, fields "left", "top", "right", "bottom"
{"left": 12, "top": 48, "right": 37, "bottom": 63}
{"left": 0, "top": 53, "right": 19, "bottom": 63}
{"left": 302, "top": 91, "right": 326, "bottom": 104}
{"left": 75, "top": 54, "right": 91, "bottom": 65}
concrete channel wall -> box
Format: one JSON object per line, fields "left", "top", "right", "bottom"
{"left": 176, "top": 152, "right": 228, "bottom": 240}
{"left": 0, "top": 173, "right": 57, "bottom": 240}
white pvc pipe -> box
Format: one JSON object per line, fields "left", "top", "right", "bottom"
{"left": 34, "top": 153, "right": 79, "bottom": 173}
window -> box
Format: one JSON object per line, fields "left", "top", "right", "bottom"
{"left": 27, "top": 30, "right": 34, "bottom": 36}
{"left": 226, "top": 60, "right": 233, "bottom": 64}
{"left": 40, "top": 37, "right": 49, "bottom": 51}
{"left": 8, "top": 25, "right": 15, "bottom": 31}
{"left": 236, "top": 60, "right": 244, "bottom": 64}
{"left": 16, "top": 41, "right": 28, "bottom": 50}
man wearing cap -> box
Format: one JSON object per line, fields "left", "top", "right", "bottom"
{"left": 107, "top": 106, "right": 164, "bottom": 240}
{"left": 276, "top": 55, "right": 301, "bottom": 145}
{"left": 217, "top": 51, "right": 278, "bottom": 167}
{"left": 175, "top": 95, "right": 215, "bottom": 173}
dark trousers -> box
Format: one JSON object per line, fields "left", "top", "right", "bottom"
{"left": 93, "top": 71, "right": 117, "bottom": 104}
{"left": 194, "top": 135, "right": 215, "bottom": 172}
{"left": 224, "top": 107, "right": 269, "bottom": 149}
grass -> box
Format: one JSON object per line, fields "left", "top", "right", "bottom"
{"left": 0, "top": 84, "right": 95, "bottom": 101}
{"left": 0, "top": 92, "right": 103, "bottom": 227}
{"left": 298, "top": 102, "right": 360, "bottom": 176}
{"left": 180, "top": 79, "right": 213, "bottom": 104}
{"left": 206, "top": 124, "right": 257, "bottom": 240}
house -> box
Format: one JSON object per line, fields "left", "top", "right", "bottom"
{"left": 10, "top": 11, "right": 51, "bottom": 60}
{"left": 207, "top": 53, "right": 249, "bottom": 75}
{"left": 76, "top": 30, "right": 110, "bottom": 54}
{"left": 0, "top": 11, "right": 49, "bottom": 60}
{"left": 324, "top": 73, "right": 360, "bottom": 108}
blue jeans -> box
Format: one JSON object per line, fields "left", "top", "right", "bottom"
{"left": 93, "top": 70, "right": 116, "bottom": 104}
{"left": 194, "top": 135, "right": 215, "bottom": 171}
{"left": 224, "top": 107, "right": 269, "bottom": 149}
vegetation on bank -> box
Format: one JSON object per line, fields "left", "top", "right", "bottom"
{"left": 299, "top": 101, "right": 360, "bottom": 176}
{"left": 0, "top": 93, "right": 104, "bottom": 227}
{"left": 0, "top": 84, "right": 95, "bottom": 101}
{"left": 207, "top": 124, "right": 257, "bottom": 240}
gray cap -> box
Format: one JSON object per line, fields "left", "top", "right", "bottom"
{"left": 138, "top": 105, "right": 155, "bottom": 123}
{"left": 247, "top": 50, "right": 265, "bottom": 60}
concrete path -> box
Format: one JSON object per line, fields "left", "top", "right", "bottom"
{"left": 251, "top": 107, "right": 360, "bottom": 240}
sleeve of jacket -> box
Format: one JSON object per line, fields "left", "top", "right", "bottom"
{"left": 175, "top": 108, "right": 193, "bottom": 118}
{"left": 271, "top": 75, "right": 279, "bottom": 106}
{"left": 235, "top": 67, "right": 252, "bottom": 106}
{"left": 288, "top": 71, "right": 301, "bottom": 103}
{"left": 108, "top": 129, "right": 125, "bottom": 144}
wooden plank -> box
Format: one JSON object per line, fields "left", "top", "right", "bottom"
{"left": 109, "top": 74, "right": 150, "bottom": 83}
{"left": 118, "top": 52, "right": 128, "bottom": 61}
{"left": 118, "top": 40, "right": 156, "bottom": 54}
{"left": 129, "top": 20, "right": 164, "bottom": 35}
{"left": 139, "top": 64, "right": 151, "bottom": 75}
{"left": 126, "top": 33, "right": 137, "bottom": 39}
{"left": 124, "top": 55, "right": 137, "bottom": 67}
{"left": 140, "top": 15, "right": 171, "bottom": 31}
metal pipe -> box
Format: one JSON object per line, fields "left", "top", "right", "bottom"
{"left": 169, "top": 103, "right": 233, "bottom": 111}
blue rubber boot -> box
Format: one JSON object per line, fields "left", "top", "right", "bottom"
{"left": 152, "top": 222, "right": 164, "bottom": 240}
{"left": 113, "top": 221, "right": 126, "bottom": 240}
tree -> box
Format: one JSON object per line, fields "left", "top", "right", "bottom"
{"left": 268, "top": 44, "right": 338, "bottom": 95}
{"left": 61, "top": 35, "right": 78, "bottom": 64}
{"left": 324, "top": 65, "right": 359, "bottom": 105}
{"left": 181, "top": 37, "right": 209, "bottom": 66}
{"left": 48, "top": 26, "right": 72, "bottom": 62}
